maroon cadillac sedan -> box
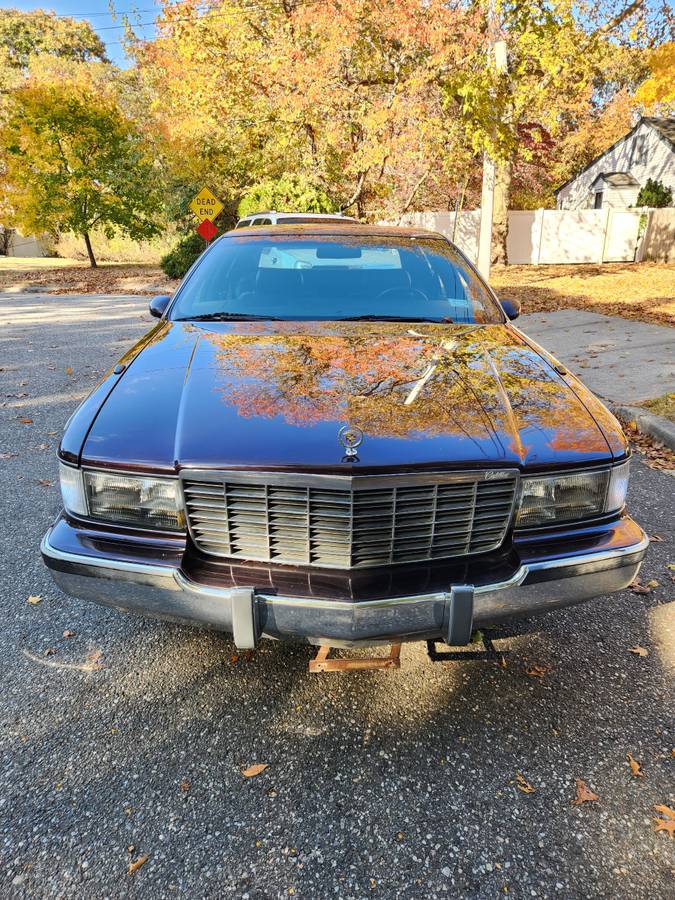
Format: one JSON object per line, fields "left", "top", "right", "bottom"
{"left": 42, "top": 225, "right": 647, "bottom": 652}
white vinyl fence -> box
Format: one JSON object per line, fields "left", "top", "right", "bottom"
{"left": 397, "top": 207, "right": 673, "bottom": 265}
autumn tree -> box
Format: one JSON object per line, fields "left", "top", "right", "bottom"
{"left": 134, "top": 0, "right": 483, "bottom": 221}
{"left": 446, "top": 0, "right": 669, "bottom": 263}
{"left": 0, "top": 75, "right": 163, "bottom": 266}
{"left": 238, "top": 175, "right": 336, "bottom": 218}
{"left": 0, "top": 8, "right": 106, "bottom": 120}
{"left": 634, "top": 40, "right": 675, "bottom": 111}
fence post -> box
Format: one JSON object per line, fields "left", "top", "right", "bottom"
{"left": 599, "top": 207, "right": 611, "bottom": 264}
{"left": 635, "top": 208, "right": 651, "bottom": 262}
{"left": 535, "top": 209, "right": 545, "bottom": 265}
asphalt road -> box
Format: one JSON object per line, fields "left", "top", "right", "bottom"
{"left": 1, "top": 292, "right": 673, "bottom": 899}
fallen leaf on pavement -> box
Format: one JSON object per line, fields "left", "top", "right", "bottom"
{"left": 525, "top": 664, "right": 551, "bottom": 677}
{"left": 572, "top": 779, "right": 599, "bottom": 805}
{"left": 65, "top": 367, "right": 73, "bottom": 376}
{"left": 653, "top": 818, "right": 675, "bottom": 837}
{"left": 38, "top": 443, "right": 50, "bottom": 450}
{"left": 0, "top": 451, "right": 18, "bottom": 459}
{"left": 128, "top": 854, "right": 149, "bottom": 875}
{"left": 496, "top": 655, "right": 508, "bottom": 669}
{"left": 629, "top": 579, "right": 653, "bottom": 595}
{"left": 654, "top": 804, "right": 675, "bottom": 818}
{"left": 241, "top": 763, "right": 269, "bottom": 778}
{"left": 43, "top": 647, "right": 56, "bottom": 657}
{"left": 652, "top": 806, "right": 675, "bottom": 838}
{"left": 18, "top": 417, "right": 33, "bottom": 424}
{"left": 666, "top": 563, "right": 675, "bottom": 571}
{"left": 649, "top": 533, "right": 664, "bottom": 542}
{"left": 626, "top": 753, "right": 644, "bottom": 777}
{"left": 180, "top": 778, "right": 191, "bottom": 792}
{"left": 38, "top": 479, "right": 54, "bottom": 487}
{"left": 516, "top": 773, "right": 535, "bottom": 794}
{"left": 628, "top": 646, "right": 649, "bottom": 657}
{"left": 27, "top": 595, "right": 42, "bottom": 605}
{"left": 63, "top": 630, "right": 75, "bottom": 638}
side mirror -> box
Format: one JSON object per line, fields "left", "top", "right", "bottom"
{"left": 500, "top": 297, "right": 521, "bottom": 321}
{"left": 149, "top": 294, "right": 172, "bottom": 318}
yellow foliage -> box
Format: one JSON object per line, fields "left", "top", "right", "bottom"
{"left": 634, "top": 42, "right": 675, "bottom": 111}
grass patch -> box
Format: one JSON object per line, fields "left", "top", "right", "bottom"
{"left": 54, "top": 229, "right": 176, "bottom": 264}
{"left": 639, "top": 392, "right": 675, "bottom": 422}
{"left": 0, "top": 256, "right": 84, "bottom": 271}
{"left": 491, "top": 261, "right": 675, "bottom": 327}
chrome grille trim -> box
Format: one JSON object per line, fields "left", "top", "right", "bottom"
{"left": 182, "top": 470, "right": 519, "bottom": 569}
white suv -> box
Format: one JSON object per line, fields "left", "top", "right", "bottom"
{"left": 234, "top": 211, "right": 360, "bottom": 228}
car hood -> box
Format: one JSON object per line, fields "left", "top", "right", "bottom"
{"left": 79, "top": 320, "right": 622, "bottom": 473}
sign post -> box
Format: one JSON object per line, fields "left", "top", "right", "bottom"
{"left": 190, "top": 186, "right": 224, "bottom": 246}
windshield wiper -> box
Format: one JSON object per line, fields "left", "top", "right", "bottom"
{"left": 176, "top": 312, "right": 283, "bottom": 321}
{"left": 338, "top": 315, "right": 453, "bottom": 323}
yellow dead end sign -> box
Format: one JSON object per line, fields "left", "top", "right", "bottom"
{"left": 190, "top": 186, "right": 224, "bottom": 222}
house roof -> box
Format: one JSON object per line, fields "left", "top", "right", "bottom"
{"left": 555, "top": 116, "right": 675, "bottom": 195}
{"left": 595, "top": 172, "right": 640, "bottom": 187}
{"left": 642, "top": 117, "right": 675, "bottom": 149}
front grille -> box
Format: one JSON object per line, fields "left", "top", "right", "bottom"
{"left": 183, "top": 471, "right": 518, "bottom": 570}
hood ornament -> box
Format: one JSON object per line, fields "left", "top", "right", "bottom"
{"left": 338, "top": 425, "right": 363, "bottom": 459}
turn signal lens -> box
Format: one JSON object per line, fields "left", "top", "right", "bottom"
{"left": 606, "top": 461, "right": 630, "bottom": 513}
{"left": 59, "top": 463, "right": 87, "bottom": 516}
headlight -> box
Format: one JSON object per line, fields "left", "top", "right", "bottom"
{"left": 84, "top": 470, "right": 184, "bottom": 530}
{"left": 516, "top": 462, "right": 629, "bottom": 528}
{"left": 59, "top": 463, "right": 184, "bottom": 530}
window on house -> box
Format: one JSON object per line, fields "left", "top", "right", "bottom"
{"left": 633, "top": 135, "right": 646, "bottom": 166}
{"left": 594, "top": 191, "right": 604, "bottom": 209}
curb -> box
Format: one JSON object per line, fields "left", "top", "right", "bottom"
{"left": 611, "top": 404, "right": 675, "bottom": 453}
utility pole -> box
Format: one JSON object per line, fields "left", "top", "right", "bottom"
{"left": 476, "top": 0, "right": 507, "bottom": 280}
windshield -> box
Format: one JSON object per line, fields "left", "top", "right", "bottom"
{"left": 170, "top": 234, "right": 503, "bottom": 324}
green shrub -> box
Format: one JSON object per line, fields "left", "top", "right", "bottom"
{"left": 636, "top": 178, "right": 673, "bottom": 208}
{"left": 237, "top": 174, "right": 336, "bottom": 219}
{"left": 160, "top": 231, "right": 216, "bottom": 279}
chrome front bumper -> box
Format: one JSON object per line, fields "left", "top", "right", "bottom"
{"left": 42, "top": 519, "right": 648, "bottom": 648}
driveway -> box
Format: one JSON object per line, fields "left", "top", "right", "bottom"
{"left": 1, "top": 293, "right": 673, "bottom": 898}
{"left": 519, "top": 310, "right": 675, "bottom": 405}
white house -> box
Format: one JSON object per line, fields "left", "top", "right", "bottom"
{"left": 0, "top": 227, "right": 48, "bottom": 257}
{"left": 556, "top": 116, "right": 675, "bottom": 210}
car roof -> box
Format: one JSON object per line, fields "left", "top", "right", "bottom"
{"left": 239, "top": 211, "right": 357, "bottom": 219}
{"left": 224, "top": 223, "right": 445, "bottom": 239}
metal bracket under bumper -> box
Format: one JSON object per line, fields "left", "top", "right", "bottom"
{"left": 444, "top": 585, "right": 474, "bottom": 646}
{"left": 230, "top": 588, "right": 258, "bottom": 649}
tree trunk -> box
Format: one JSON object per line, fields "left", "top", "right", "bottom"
{"left": 83, "top": 232, "right": 97, "bottom": 268}
{"left": 491, "top": 158, "right": 512, "bottom": 266}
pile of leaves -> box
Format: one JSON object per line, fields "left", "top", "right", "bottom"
{"left": 622, "top": 420, "right": 675, "bottom": 471}
{"left": 0, "top": 263, "right": 176, "bottom": 295}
